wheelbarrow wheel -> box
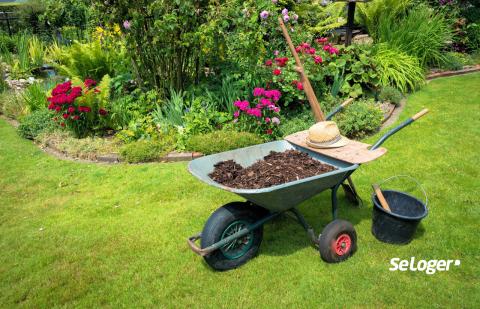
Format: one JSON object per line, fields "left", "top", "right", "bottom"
{"left": 318, "top": 219, "right": 357, "bottom": 263}
{"left": 201, "top": 202, "right": 265, "bottom": 271}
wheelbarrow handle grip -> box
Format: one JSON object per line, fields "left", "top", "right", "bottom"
{"left": 371, "top": 108, "right": 429, "bottom": 150}
{"left": 326, "top": 98, "right": 354, "bottom": 120}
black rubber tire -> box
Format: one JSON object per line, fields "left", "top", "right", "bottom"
{"left": 201, "top": 202, "right": 265, "bottom": 271}
{"left": 319, "top": 219, "right": 357, "bottom": 263}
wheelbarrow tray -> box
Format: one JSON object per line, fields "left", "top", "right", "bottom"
{"left": 188, "top": 140, "right": 359, "bottom": 212}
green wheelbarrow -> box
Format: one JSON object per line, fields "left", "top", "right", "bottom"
{"left": 187, "top": 109, "right": 428, "bottom": 271}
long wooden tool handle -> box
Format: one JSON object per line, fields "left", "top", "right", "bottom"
{"left": 278, "top": 17, "right": 325, "bottom": 122}
{"left": 411, "top": 108, "right": 429, "bottom": 121}
{"left": 372, "top": 184, "right": 391, "bottom": 212}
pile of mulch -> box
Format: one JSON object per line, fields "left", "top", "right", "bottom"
{"left": 209, "top": 150, "right": 336, "bottom": 189}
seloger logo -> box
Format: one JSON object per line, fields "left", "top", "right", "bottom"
{"left": 389, "top": 257, "right": 461, "bottom": 275}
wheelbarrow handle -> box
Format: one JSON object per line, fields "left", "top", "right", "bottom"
{"left": 371, "top": 108, "right": 429, "bottom": 150}
{"left": 326, "top": 98, "right": 354, "bottom": 120}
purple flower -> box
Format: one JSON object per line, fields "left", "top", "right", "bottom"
{"left": 253, "top": 87, "right": 265, "bottom": 97}
{"left": 260, "top": 10, "right": 269, "bottom": 19}
{"left": 272, "top": 117, "right": 280, "bottom": 125}
{"left": 282, "top": 8, "right": 289, "bottom": 16}
{"left": 265, "top": 117, "right": 271, "bottom": 123}
{"left": 283, "top": 14, "right": 290, "bottom": 22}
{"left": 123, "top": 20, "right": 131, "bottom": 30}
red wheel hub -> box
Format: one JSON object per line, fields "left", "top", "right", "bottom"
{"left": 332, "top": 233, "right": 352, "bottom": 256}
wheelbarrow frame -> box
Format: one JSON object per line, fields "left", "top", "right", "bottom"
{"left": 187, "top": 109, "right": 428, "bottom": 259}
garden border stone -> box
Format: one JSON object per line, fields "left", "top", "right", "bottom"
{"left": 427, "top": 65, "right": 480, "bottom": 80}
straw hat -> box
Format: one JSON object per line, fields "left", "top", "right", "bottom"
{"left": 306, "top": 121, "right": 349, "bottom": 149}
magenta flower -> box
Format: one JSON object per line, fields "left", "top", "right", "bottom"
{"left": 234, "top": 111, "right": 240, "bottom": 118}
{"left": 234, "top": 100, "right": 250, "bottom": 111}
{"left": 253, "top": 87, "right": 265, "bottom": 97}
{"left": 123, "top": 20, "right": 131, "bottom": 30}
{"left": 265, "top": 117, "right": 271, "bottom": 123}
{"left": 264, "top": 89, "right": 281, "bottom": 102}
{"left": 260, "top": 98, "right": 272, "bottom": 106}
{"left": 314, "top": 55, "right": 323, "bottom": 64}
{"left": 260, "top": 10, "right": 269, "bottom": 19}
{"left": 247, "top": 108, "right": 262, "bottom": 118}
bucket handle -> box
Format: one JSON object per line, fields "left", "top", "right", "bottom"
{"left": 378, "top": 175, "right": 428, "bottom": 208}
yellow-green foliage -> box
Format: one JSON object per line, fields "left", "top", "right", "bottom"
{"left": 296, "top": 2, "right": 347, "bottom": 35}
{"left": 186, "top": 130, "right": 263, "bottom": 155}
{"left": 28, "top": 35, "right": 46, "bottom": 68}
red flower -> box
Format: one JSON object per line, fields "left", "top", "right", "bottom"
{"left": 308, "top": 48, "right": 316, "bottom": 55}
{"left": 275, "top": 57, "right": 289, "bottom": 67}
{"left": 99, "top": 108, "right": 108, "bottom": 116}
{"left": 273, "top": 69, "right": 281, "bottom": 76}
{"left": 48, "top": 102, "right": 56, "bottom": 110}
{"left": 296, "top": 82, "right": 304, "bottom": 91}
{"left": 265, "top": 59, "right": 273, "bottom": 66}
{"left": 55, "top": 106, "right": 61, "bottom": 112}
{"left": 51, "top": 81, "right": 72, "bottom": 96}
{"left": 314, "top": 55, "right": 323, "bottom": 64}
{"left": 78, "top": 106, "right": 92, "bottom": 113}
{"left": 60, "top": 122, "right": 65, "bottom": 127}
{"left": 67, "top": 106, "right": 75, "bottom": 113}
{"left": 62, "top": 113, "right": 69, "bottom": 119}
{"left": 73, "top": 115, "right": 80, "bottom": 120}
{"left": 84, "top": 79, "right": 97, "bottom": 88}
{"left": 316, "top": 37, "right": 328, "bottom": 45}
{"left": 266, "top": 129, "right": 273, "bottom": 135}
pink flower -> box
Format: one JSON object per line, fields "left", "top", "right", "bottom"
{"left": 272, "top": 117, "right": 280, "bottom": 125}
{"left": 67, "top": 106, "right": 75, "bottom": 113}
{"left": 275, "top": 57, "right": 289, "bottom": 67}
{"left": 234, "top": 100, "right": 250, "bottom": 111}
{"left": 296, "top": 82, "right": 304, "bottom": 91}
{"left": 266, "top": 129, "right": 273, "bottom": 135}
{"left": 314, "top": 55, "right": 323, "bottom": 64}
{"left": 84, "top": 79, "right": 97, "bottom": 88}
{"left": 123, "top": 20, "right": 131, "bottom": 30}
{"left": 283, "top": 14, "right": 290, "bottom": 22}
{"left": 308, "top": 48, "right": 316, "bottom": 55}
{"left": 253, "top": 87, "right": 265, "bottom": 97}
{"left": 265, "top": 59, "right": 273, "bottom": 66}
{"left": 260, "top": 98, "right": 272, "bottom": 106}
{"left": 323, "top": 44, "right": 332, "bottom": 51}
{"left": 316, "top": 37, "right": 328, "bottom": 45}
{"left": 233, "top": 111, "right": 240, "bottom": 118}
{"left": 265, "top": 117, "right": 271, "bottom": 123}
{"left": 274, "top": 50, "right": 279, "bottom": 56}
{"left": 329, "top": 47, "right": 339, "bottom": 55}
{"left": 273, "top": 69, "right": 281, "bottom": 76}
{"left": 281, "top": 8, "right": 288, "bottom": 16}
{"left": 246, "top": 108, "right": 262, "bottom": 118}
{"left": 264, "top": 89, "right": 281, "bottom": 101}
{"left": 260, "top": 10, "right": 269, "bottom": 19}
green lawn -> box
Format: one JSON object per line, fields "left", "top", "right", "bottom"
{"left": 1, "top": 74, "right": 479, "bottom": 308}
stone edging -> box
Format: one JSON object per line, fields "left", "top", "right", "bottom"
{"left": 426, "top": 65, "right": 480, "bottom": 80}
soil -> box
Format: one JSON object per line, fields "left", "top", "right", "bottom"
{"left": 209, "top": 150, "right": 337, "bottom": 189}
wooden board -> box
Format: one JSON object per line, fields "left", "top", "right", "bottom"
{"left": 284, "top": 130, "right": 387, "bottom": 164}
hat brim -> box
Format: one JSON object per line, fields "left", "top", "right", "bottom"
{"left": 306, "top": 136, "right": 350, "bottom": 149}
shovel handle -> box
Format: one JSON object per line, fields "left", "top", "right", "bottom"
{"left": 278, "top": 17, "right": 325, "bottom": 122}
{"left": 371, "top": 108, "right": 429, "bottom": 150}
{"left": 326, "top": 98, "right": 354, "bottom": 120}
{"left": 372, "top": 184, "right": 391, "bottom": 212}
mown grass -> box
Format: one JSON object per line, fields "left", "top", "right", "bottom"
{"left": 1, "top": 74, "right": 479, "bottom": 308}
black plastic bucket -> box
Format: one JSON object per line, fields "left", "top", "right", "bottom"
{"left": 372, "top": 190, "right": 428, "bottom": 244}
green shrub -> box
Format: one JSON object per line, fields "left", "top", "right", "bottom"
{"left": 0, "top": 90, "right": 26, "bottom": 119}
{"left": 17, "top": 109, "right": 55, "bottom": 139}
{"left": 120, "top": 139, "right": 174, "bottom": 163}
{"left": 334, "top": 100, "right": 384, "bottom": 139}
{"left": 379, "top": 86, "right": 403, "bottom": 106}
{"left": 280, "top": 108, "right": 316, "bottom": 137}
{"left": 185, "top": 130, "right": 263, "bottom": 155}
{"left": 376, "top": 4, "right": 451, "bottom": 67}
{"left": 373, "top": 44, "right": 425, "bottom": 93}
{"left": 21, "top": 82, "right": 47, "bottom": 113}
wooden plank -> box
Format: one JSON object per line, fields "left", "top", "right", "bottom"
{"left": 284, "top": 130, "right": 387, "bottom": 164}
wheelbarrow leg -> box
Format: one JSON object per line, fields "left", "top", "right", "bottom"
{"left": 342, "top": 176, "right": 360, "bottom": 206}
{"left": 289, "top": 208, "right": 318, "bottom": 245}
{"left": 331, "top": 183, "right": 342, "bottom": 219}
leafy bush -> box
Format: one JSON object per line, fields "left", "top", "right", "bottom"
{"left": 17, "top": 109, "right": 55, "bottom": 139}
{"left": 280, "top": 107, "right": 315, "bottom": 137}
{"left": 47, "top": 79, "right": 110, "bottom": 138}
{"left": 376, "top": 4, "right": 451, "bottom": 67}
{"left": 0, "top": 90, "right": 26, "bottom": 119}
{"left": 373, "top": 44, "right": 425, "bottom": 93}
{"left": 441, "top": 52, "right": 465, "bottom": 71}
{"left": 21, "top": 82, "right": 47, "bottom": 113}
{"left": 120, "top": 139, "right": 175, "bottom": 163}
{"left": 185, "top": 130, "right": 263, "bottom": 155}
{"left": 379, "top": 86, "right": 403, "bottom": 106}
{"left": 334, "top": 100, "right": 384, "bottom": 139}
